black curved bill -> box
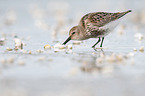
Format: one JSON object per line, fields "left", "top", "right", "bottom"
{"left": 62, "top": 36, "right": 71, "bottom": 45}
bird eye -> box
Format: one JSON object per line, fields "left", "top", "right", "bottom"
{"left": 72, "top": 32, "right": 75, "bottom": 35}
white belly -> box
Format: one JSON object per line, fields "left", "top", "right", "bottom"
{"left": 98, "top": 18, "right": 122, "bottom": 37}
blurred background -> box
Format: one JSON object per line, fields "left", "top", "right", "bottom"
{"left": 0, "top": 0, "right": 145, "bottom": 44}
{"left": 0, "top": 0, "right": 145, "bottom": 96}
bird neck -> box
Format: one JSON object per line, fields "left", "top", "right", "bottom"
{"left": 77, "top": 25, "right": 89, "bottom": 40}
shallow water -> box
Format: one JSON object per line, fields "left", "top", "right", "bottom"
{"left": 0, "top": 0, "right": 145, "bottom": 96}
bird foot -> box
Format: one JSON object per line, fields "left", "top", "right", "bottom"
{"left": 92, "top": 47, "right": 104, "bottom": 52}
{"left": 93, "top": 47, "right": 97, "bottom": 51}
{"left": 91, "top": 45, "right": 95, "bottom": 48}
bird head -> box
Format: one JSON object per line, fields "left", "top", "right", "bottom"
{"left": 62, "top": 26, "right": 80, "bottom": 45}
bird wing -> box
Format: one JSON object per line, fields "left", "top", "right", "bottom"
{"left": 82, "top": 10, "right": 131, "bottom": 33}
{"left": 83, "top": 12, "right": 111, "bottom": 34}
{"left": 84, "top": 12, "right": 112, "bottom": 28}
{"left": 83, "top": 10, "right": 131, "bottom": 28}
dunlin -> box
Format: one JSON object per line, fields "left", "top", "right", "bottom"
{"left": 63, "top": 10, "right": 132, "bottom": 48}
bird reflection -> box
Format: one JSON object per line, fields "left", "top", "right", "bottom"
{"left": 73, "top": 51, "right": 114, "bottom": 74}
{"left": 80, "top": 57, "right": 103, "bottom": 73}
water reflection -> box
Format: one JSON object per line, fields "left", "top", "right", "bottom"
{"left": 72, "top": 50, "right": 133, "bottom": 74}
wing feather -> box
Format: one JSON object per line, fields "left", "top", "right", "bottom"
{"left": 79, "top": 10, "right": 131, "bottom": 38}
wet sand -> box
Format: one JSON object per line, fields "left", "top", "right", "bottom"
{"left": 0, "top": 0, "right": 145, "bottom": 96}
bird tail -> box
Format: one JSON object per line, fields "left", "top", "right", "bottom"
{"left": 111, "top": 10, "right": 132, "bottom": 21}
{"left": 124, "top": 10, "right": 132, "bottom": 14}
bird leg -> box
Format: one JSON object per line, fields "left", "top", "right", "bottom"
{"left": 92, "top": 37, "right": 101, "bottom": 48}
{"left": 100, "top": 37, "right": 104, "bottom": 47}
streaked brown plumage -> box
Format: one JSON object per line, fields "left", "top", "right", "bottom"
{"left": 63, "top": 10, "right": 132, "bottom": 48}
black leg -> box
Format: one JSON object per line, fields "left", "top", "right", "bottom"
{"left": 92, "top": 37, "right": 101, "bottom": 48}
{"left": 100, "top": 37, "right": 104, "bottom": 47}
